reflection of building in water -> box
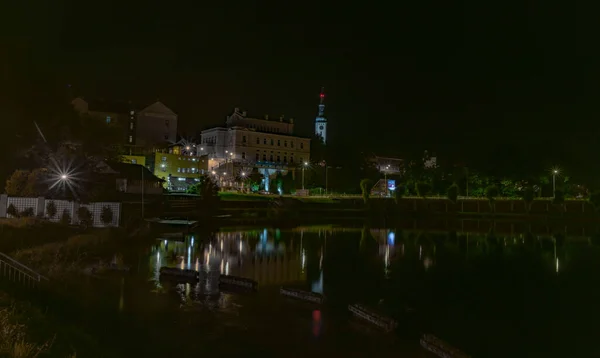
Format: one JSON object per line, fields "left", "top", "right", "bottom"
{"left": 206, "top": 230, "right": 304, "bottom": 286}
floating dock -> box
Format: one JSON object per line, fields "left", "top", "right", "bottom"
{"left": 159, "top": 267, "right": 200, "bottom": 281}
{"left": 348, "top": 304, "right": 397, "bottom": 332}
{"left": 280, "top": 287, "right": 324, "bottom": 304}
{"left": 420, "top": 334, "right": 470, "bottom": 358}
{"left": 219, "top": 275, "right": 258, "bottom": 291}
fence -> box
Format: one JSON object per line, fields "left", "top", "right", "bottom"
{"left": 0, "top": 195, "right": 121, "bottom": 227}
{"left": 0, "top": 252, "right": 48, "bottom": 288}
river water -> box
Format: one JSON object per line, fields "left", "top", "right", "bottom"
{"left": 90, "top": 225, "right": 600, "bottom": 357}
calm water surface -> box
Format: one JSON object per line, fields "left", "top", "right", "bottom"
{"left": 91, "top": 225, "right": 600, "bottom": 357}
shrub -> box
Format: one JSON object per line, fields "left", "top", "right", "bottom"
{"left": 447, "top": 183, "right": 459, "bottom": 203}
{"left": 552, "top": 189, "right": 565, "bottom": 205}
{"left": 60, "top": 209, "right": 71, "bottom": 225}
{"left": 415, "top": 182, "right": 432, "bottom": 198}
{"left": 6, "top": 204, "right": 18, "bottom": 218}
{"left": 100, "top": 206, "right": 113, "bottom": 226}
{"left": 360, "top": 179, "right": 372, "bottom": 204}
{"left": 20, "top": 207, "right": 35, "bottom": 217}
{"left": 485, "top": 185, "right": 499, "bottom": 211}
{"left": 46, "top": 201, "right": 57, "bottom": 219}
{"left": 77, "top": 207, "right": 93, "bottom": 227}
{"left": 523, "top": 186, "right": 535, "bottom": 212}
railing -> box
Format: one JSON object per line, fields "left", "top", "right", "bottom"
{"left": 0, "top": 252, "right": 47, "bottom": 288}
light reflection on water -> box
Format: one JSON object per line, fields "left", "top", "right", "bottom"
{"left": 111, "top": 225, "right": 600, "bottom": 357}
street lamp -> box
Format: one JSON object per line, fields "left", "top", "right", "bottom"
{"left": 61, "top": 174, "right": 68, "bottom": 180}
{"left": 552, "top": 168, "right": 560, "bottom": 198}
{"left": 302, "top": 162, "right": 308, "bottom": 190}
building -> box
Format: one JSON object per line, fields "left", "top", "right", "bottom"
{"left": 123, "top": 144, "right": 208, "bottom": 192}
{"left": 71, "top": 97, "right": 178, "bottom": 149}
{"left": 200, "top": 108, "right": 311, "bottom": 190}
{"left": 135, "top": 101, "right": 178, "bottom": 147}
{"left": 314, "top": 87, "right": 327, "bottom": 144}
{"left": 94, "top": 161, "right": 164, "bottom": 196}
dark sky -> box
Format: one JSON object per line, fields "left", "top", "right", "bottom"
{"left": 2, "top": 2, "right": 598, "bottom": 174}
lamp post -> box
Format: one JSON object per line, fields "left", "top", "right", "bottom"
{"left": 552, "top": 168, "right": 559, "bottom": 198}
{"left": 302, "top": 162, "right": 308, "bottom": 190}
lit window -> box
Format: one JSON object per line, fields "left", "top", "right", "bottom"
{"left": 131, "top": 159, "right": 137, "bottom": 164}
{"left": 177, "top": 168, "right": 181, "bottom": 173}
{"left": 106, "top": 116, "right": 111, "bottom": 124}
{"left": 128, "top": 135, "right": 133, "bottom": 143}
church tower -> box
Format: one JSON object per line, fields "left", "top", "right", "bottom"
{"left": 314, "top": 87, "right": 327, "bottom": 144}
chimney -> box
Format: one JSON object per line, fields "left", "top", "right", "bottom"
{"left": 242, "top": 111, "right": 247, "bottom": 117}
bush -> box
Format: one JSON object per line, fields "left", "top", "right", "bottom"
{"left": 523, "top": 186, "right": 535, "bottom": 212}
{"left": 485, "top": 185, "right": 499, "bottom": 211}
{"left": 77, "top": 207, "right": 93, "bottom": 227}
{"left": 360, "top": 179, "right": 372, "bottom": 204}
{"left": 447, "top": 183, "right": 459, "bottom": 203}
{"left": 60, "top": 209, "right": 71, "bottom": 225}
{"left": 6, "top": 204, "right": 18, "bottom": 218}
{"left": 100, "top": 206, "right": 113, "bottom": 226}
{"left": 415, "top": 182, "right": 432, "bottom": 198}
{"left": 46, "top": 201, "right": 57, "bottom": 219}
{"left": 552, "top": 189, "right": 565, "bottom": 205}
{"left": 20, "top": 207, "right": 35, "bottom": 217}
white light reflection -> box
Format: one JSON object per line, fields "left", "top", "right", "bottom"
{"left": 221, "top": 240, "right": 223, "bottom": 251}
{"left": 419, "top": 245, "right": 422, "bottom": 260}
{"left": 195, "top": 258, "right": 199, "bottom": 272}
{"left": 187, "top": 247, "right": 191, "bottom": 268}
{"left": 384, "top": 245, "right": 390, "bottom": 268}
{"left": 220, "top": 259, "right": 224, "bottom": 274}
{"left": 556, "top": 258, "right": 559, "bottom": 273}
{"left": 225, "top": 261, "right": 230, "bottom": 275}
{"left": 239, "top": 240, "right": 243, "bottom": 253}
{"left": 191, "top": 237, "right": 194, "bottom": 246}
{"left": 301, "top": 249, "right": 306, "bottom": 272}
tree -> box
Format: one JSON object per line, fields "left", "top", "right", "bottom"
{"left": 447, "top": 183, "right": 459, "bottom": 204}
{"left": 360, "top": 179, "right": 372, "bottom": 204}
{"left": 247, "top": 168, "right": 263, "bottom": 192}
{"left": 101, "top": 206, "right": 114, "bottom": 226}
{"left": 46, "top": 201, "right": 57, "bottom": 219}
{"left": 23, "top": 168, "right": 48, "bottom": 197}
{"left": 523, "top": 186, "right": 535, "bottom": 213}
{"left": 60, "top": 209, "right": 71, "bottom": 225}
{"left": 415, "top": 182, "right": 431, "bottom": 198}
{"left": 6, "top": 204, "right": 18, "bottom": 218}
{"left": 77, "top": 206, "right": 93, "bottom": 228}
{"left": 5, "top": 170, "right": 30, "bottom": 196}
{"left": 485, "top": 185, "right": 499, "bottom": 212}
{"left": 282, "top": 171, "right": 296, "bottom": 194}
{"left": 199, "top": 176, "right": 220, "bottom": 205}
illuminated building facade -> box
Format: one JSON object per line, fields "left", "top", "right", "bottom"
{"left": 200, "top": 108, "right": 311, "bottom": 190}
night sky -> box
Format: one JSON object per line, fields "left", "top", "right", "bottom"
{"left": 1, "top": 2, "right": 598, "bottom": 176}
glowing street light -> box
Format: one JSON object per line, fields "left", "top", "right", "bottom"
{"left": 241, "top": 172, "right": 246, "bottom": 177}
{"left": 552, "top": 167, "right": 560, "bottom": 198}
{"left": 302, "top": 162, "right": 309, "bottom": 190}
{"left": 60, "top": 174, "right": 68, "bottom": 180}
{"left": 211, "top": 171, "right": 216, "bottom": 175}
